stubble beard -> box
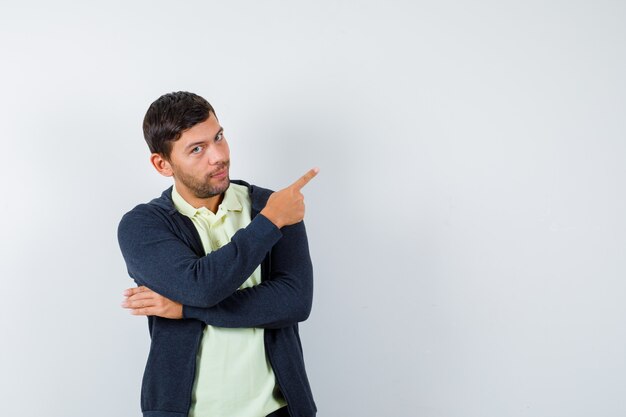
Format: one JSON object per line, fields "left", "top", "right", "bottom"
{"left": 173, "top": 162, "right": 231, "bottom": 199}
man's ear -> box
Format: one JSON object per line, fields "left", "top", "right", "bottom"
{"left": 150, "top": 153, "right": 174, "bottom": 177}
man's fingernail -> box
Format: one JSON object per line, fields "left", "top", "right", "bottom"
{"left": 123, "top": 290, "right": 130, "bottom": 296}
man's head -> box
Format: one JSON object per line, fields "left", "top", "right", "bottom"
{"left": 143, "top": 91, "right": 216, "bottom": 159}
{"left": 144, "top": 92, "right": 231, "bottom": 204}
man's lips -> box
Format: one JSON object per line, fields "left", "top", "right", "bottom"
{"left": 210, "top": 168, "right": 228, "bottom": 179}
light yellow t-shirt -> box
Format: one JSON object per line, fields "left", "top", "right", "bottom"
{"left": 172, "top": 183, "right": 287, "bottom": 417}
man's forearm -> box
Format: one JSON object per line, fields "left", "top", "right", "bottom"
{"left": 119, "top": 209, "right": 282, "bottom": 308}
{"left": 123, "top": 223, "right": 313, "bottom": 328}
{"left": 184, "top": 220, "right": 314, "bottom": 328}
{"left": 183, "top": 279, "right": 312, "bottom": 328}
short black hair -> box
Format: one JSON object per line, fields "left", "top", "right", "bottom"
{"left": 142, "top": 91, "right": 216, "bottom": 159}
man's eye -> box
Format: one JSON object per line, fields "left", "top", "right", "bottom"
{"left": 216, "top": 132, "right": 223, "bottom": 142}
{"left": 191, "top": 146, "right": 203, "bottom": 154}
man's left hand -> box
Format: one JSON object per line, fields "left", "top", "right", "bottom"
{"left": 121, "top": 286, "right": 183, "bottom": 319}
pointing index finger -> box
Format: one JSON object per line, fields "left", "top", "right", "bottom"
{"left": 291, "top": 167, "right": 320, "bottom": 191}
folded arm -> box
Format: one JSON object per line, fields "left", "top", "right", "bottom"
{"left": 118, "top": 207, "right": 282, "bottom": 308}
{"left": 184, "top": 220, "right": 314, "bottom": 328}
{"left": 123, "top": 221, "right": 314, "bottom": 329}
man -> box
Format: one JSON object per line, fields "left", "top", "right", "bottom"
{"left": 117, "top": 91, "right": 318, "bottom": 417}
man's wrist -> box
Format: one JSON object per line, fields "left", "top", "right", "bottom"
{"left": 260, "top": 207, "right": 284, "bottom": 228}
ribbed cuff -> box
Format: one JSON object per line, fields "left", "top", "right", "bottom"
{"left": 251, "top": 213, "right": 283, "bottom": 242}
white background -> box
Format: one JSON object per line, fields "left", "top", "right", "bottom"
{"left": 1, "top": 1, "right": 625, "bottom": 416}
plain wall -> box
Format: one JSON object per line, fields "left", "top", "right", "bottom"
{"left": 1, "top": 1, "right": 625, "bottom": 416}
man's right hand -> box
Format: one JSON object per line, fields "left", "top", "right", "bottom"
{"left": 122, "top": 286, "right": 183, "bottom": 319}
{"left": 261, "top": 167, "right": 319, "bottom": 228}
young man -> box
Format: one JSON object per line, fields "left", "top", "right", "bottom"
{"left": 117, "top": 91, "right": 318, "bottom": 417}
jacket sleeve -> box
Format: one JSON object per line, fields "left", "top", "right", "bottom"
{"left": 182, "top": 220, "right": 314, "bottom": 329}
{"left": 117, "top": 206, "right": 283, "bottom": 308}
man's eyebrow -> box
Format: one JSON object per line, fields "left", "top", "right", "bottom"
{"left": 184, "top": 128, "right": 224, "bottom": 151}
{"left": 185, "top": 141, "right": 206, "bottom": 151}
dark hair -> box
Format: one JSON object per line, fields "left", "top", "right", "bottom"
{"left": 142, "top": 91, "right": 216, "bottom": 158}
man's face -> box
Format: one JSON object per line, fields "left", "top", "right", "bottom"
{"left": 167, "top": 112, "right": 231, "bottom": 199}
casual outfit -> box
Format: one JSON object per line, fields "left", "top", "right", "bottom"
{"left": 117, "top": 180, "right": 316, "bottom": 417}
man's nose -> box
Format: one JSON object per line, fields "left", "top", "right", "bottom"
{"left": 207, "top": 148, "right": 227, "bottom": 165}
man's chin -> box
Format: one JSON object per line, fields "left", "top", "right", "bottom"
{"left": 211, "top": 176, "right": 230, "bottom": 195}
{"left": 189, "top": 177, "right": 230, "bottom": 199}
{"left": 220, "top": 178, "right": 231, "bottom": 194}
{"left": 216, "top": 175, "right": 230, "bottom": 187}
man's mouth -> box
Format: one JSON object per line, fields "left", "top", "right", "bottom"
{"left": 210, "top": 167, "right": 228, "bottom": 178}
